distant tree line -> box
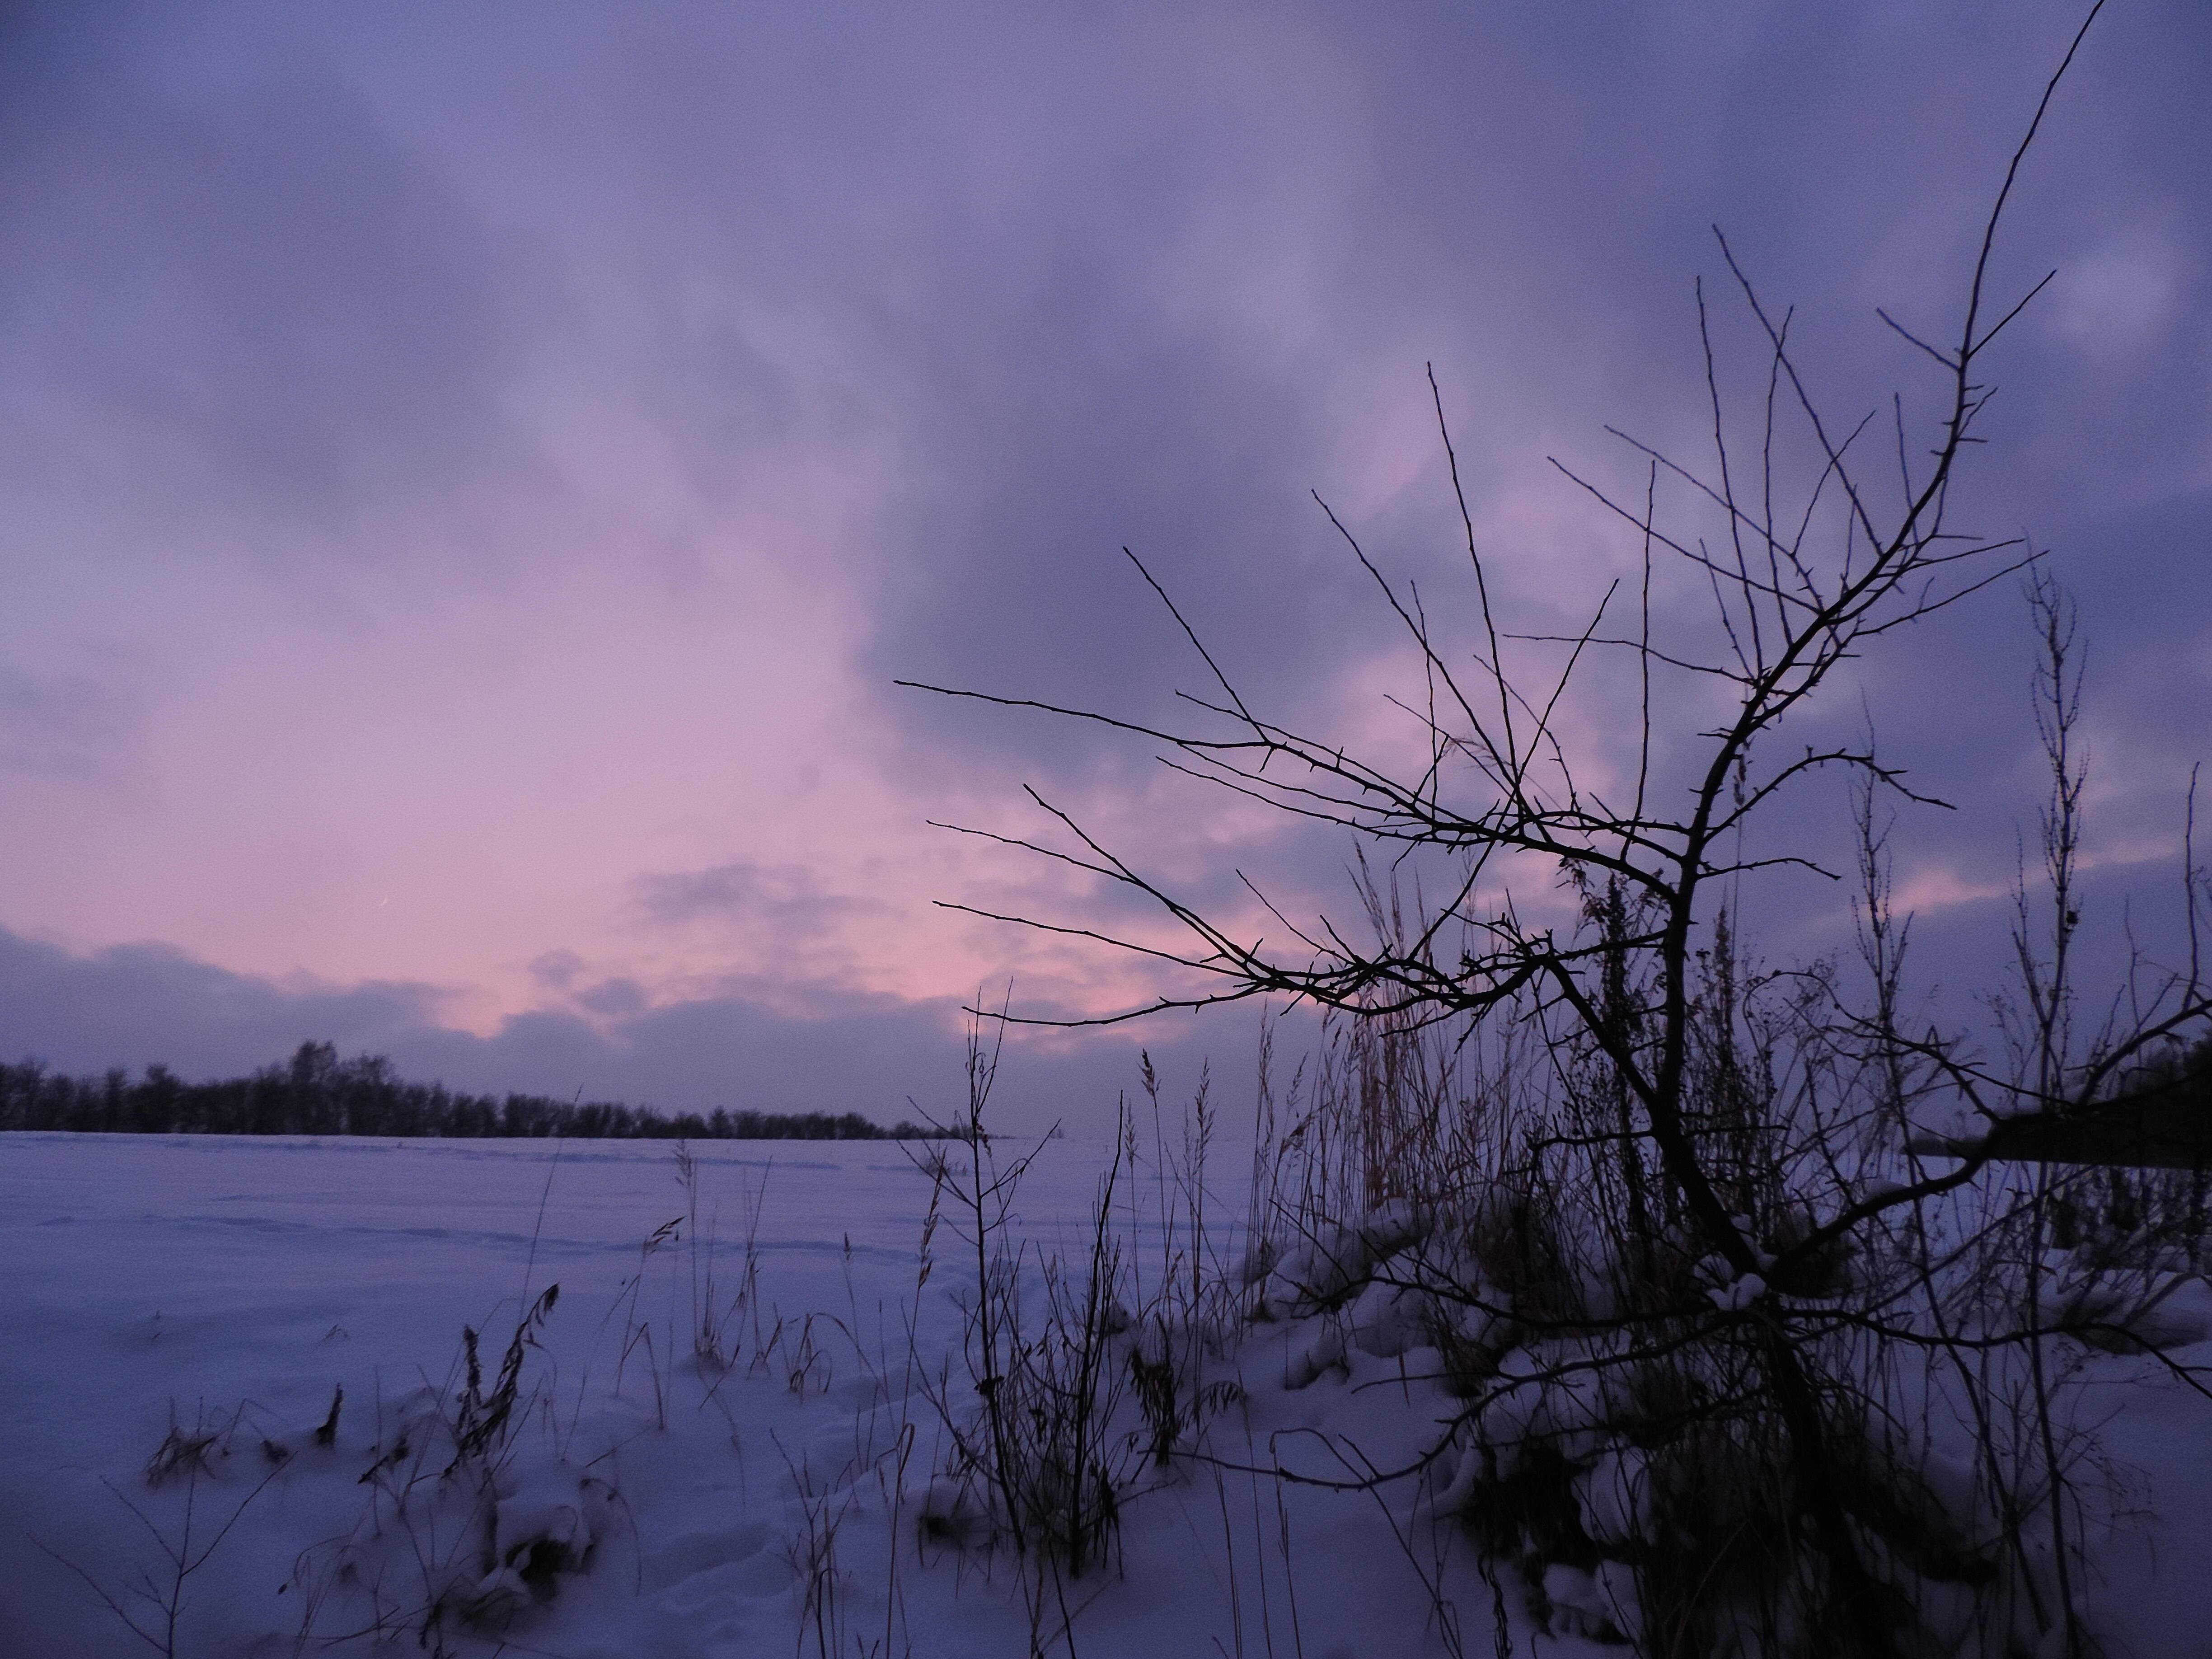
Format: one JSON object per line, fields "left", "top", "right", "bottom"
{"left": 0, "top": 1041, "right": 935, "bottom": 1140}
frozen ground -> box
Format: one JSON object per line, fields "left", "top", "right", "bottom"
{"left": 1, "top": 1131, "right": 2207, "bottom": 1657}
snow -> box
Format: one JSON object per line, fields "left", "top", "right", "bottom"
{"left": 1, "top": 1130, "right": 2208, "bottom": 1657}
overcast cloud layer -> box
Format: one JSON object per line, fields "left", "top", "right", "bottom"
{"left": 2, "top": 2, "right": 2207, "bottom": 1127}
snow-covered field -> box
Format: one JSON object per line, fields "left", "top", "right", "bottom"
{"left": 2, "top": 1131, "right": 2207, "bottom": 1657}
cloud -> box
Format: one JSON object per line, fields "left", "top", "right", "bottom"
{"left": 0, "top": 927, "right": 448, "bottom": 1080}
{"left": 2047, "top": 222, "right": 2189, "bottom": 364}
{"left": 0, "top": 0, "right": 2207, "bottom": 1090}
{"left": 0, "top": 666, "right": 141, "bottom": 786}
{"left": 0, "top": 14, "right": 557, "bottom": 576}
{"left": 0, "top": 925, "right": 1226, "bottom": 1135}
{"left": 630, "top": 862, "right": 886, "bottom": 932}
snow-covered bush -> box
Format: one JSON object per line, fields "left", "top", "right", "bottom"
{"left": 1227, "top": 943, "right": 2212, "bottom": 1659}
{"left": 285, "top": 1284, "right": 625, "bottom": 1654}
{"left": 907, "top": 1031, "right": 1141, "bottom": 1592}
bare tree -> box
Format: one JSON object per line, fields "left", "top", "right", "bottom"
{"left": 906, "top": 6, "right": 2212, "bottom": 1654}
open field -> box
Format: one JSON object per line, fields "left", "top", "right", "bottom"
{"left": 3, "top": 1129, "right": 2208, "bottom": 1657}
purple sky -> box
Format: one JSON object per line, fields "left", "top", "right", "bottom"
{"left": 2, "top": 2, "right": 2207, "bottom": 1130}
